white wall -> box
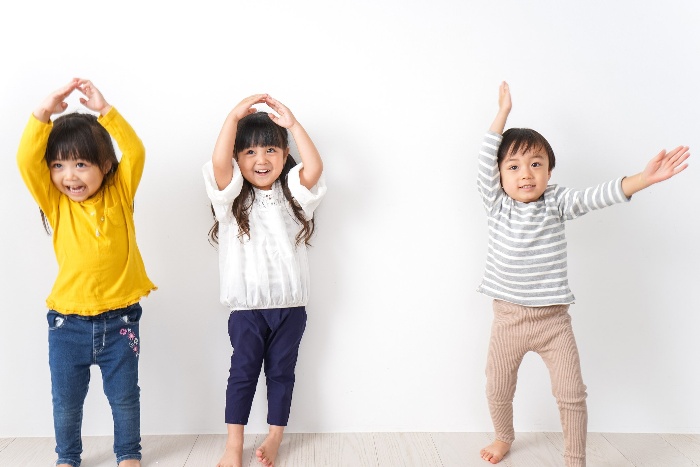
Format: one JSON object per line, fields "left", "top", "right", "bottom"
{"left": 1, "top": 0, "right": 698, "bottom": 437}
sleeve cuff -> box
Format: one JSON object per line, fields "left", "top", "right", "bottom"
{"left": 202, "top": 159, "right": 244, "bottom": 207}
{"left": 287, "top": 163, "right": 327, "bottom": 219}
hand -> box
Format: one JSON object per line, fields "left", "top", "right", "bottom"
{"left": 265, "top": 96, "right": 298, "bottom": 129}
{"left": 498, "top": 81, "right": 512, "bottom": 114}
{"left": 33, "top": 78, "right": 80, "bottom": 123}
{"left": 489, "top": 81, "right": 511, "bottom": 134}
{"left": 641, "top": 146, "right": 690, "bottom": 185}
{"left": 622, "top": 145, "right": 690, "bottom": 197}
{"left": 76, "top": 79, "right": 111, "bottom": 115}
{"left": 230, "top": 94, "right": 268, "bottom": 121}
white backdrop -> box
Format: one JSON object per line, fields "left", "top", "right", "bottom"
{"left": 0, "top": 0, "right": 698, "bottom": 437}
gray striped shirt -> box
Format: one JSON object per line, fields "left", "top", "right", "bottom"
{"left": 476, "top": 131, "right": 629, "bottom": 306}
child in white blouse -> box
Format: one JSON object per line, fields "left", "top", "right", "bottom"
{"left": 203, "top": 94, "right": 325, "bottom": 467}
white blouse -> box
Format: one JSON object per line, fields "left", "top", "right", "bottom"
{"left": 203, "top": 159, "right": 326, "bottom": 311}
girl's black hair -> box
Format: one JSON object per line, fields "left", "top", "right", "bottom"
{"left": 208, "top": 112, "right": 316, "bottom": 246}
{"left": 40, "top": 112, "right": 119, "bottom": 234}
{"left": 498, "top": 128, "right": 556, "bottom": 171}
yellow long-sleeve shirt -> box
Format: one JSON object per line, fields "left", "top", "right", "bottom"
{"left": 17, "top": 108, "right": 156, "bottom": 316}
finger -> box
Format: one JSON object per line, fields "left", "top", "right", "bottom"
{"left": 245, "top": 94, "right": 267, "bottom": 104}
{"left": 673, "top": 151, "right": 690, "bottom": 167}
{"left": 662, "top": 146, "right": 689, "bottom": 166}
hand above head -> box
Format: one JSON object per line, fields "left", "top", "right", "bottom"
{"left": 498, "top": 81, "right": 512, "bottom": 114}
{"left": 622, "top": 145, "right": 690, "bottom": 197}
{"left": 76, "top": 79, "right": 112, "bottom": 116}
{"left": 33, "top": 78, "right": 80, "bottom": 123}
{"left": 230, "top": 94, "right": 269, "bottom": 121}
{"left": 490, "top": 81, "right": 512, "bottom": 135}
{"left": 265, "top": 96, "right": 298, "bottom": 129}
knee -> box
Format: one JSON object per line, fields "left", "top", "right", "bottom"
{"left": 554, "top": 387, "right": 588, "bottom": 409}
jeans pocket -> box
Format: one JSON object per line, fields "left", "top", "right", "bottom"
{"left": 47, "top": 311, "right": 66, "bottom": 330}
{"left": 120, "top": 303, "right": 143, "bottom": 324}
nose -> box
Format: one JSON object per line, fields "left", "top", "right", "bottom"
{"left": 253, "top": 149, "right": 268, "bottom": 163}
{"left": 64, "top": 167, "right": 78, "bottom": 180}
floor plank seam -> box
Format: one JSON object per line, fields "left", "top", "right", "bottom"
{"left": 370, "top": 433, "right": 381, "bottom": 467}
{"left": 601, "top": 433, "right": 633, "bottom": 466}
{"left": 182, "top": 434, "right": 200, "bottom": 467}
{"left": 427, "top": 433, "right": 446, "bottom": 467}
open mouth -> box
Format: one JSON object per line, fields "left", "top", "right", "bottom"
{"left": 66, "top": 186, "right": 87, "bottom": 194}
{"left": 520, "top": 184, "right": 536, "bottom": 189}
{"left": 255, "top": 170, "right": 271, "bottom": 175}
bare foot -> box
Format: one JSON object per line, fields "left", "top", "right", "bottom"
{"left": 217, "top": 443, "right": 243, "bottom": 467}
{"left": 118, "top": 460, "right": 141, "bottom": 467}
{"left": 218, "top": 424, "right": 244, "bottom": 467}
{"left": 256, "top": 430, "right": 283, "bottom": 466}
{"left": 480, "top": 440, "right": 511, "bottom": 464}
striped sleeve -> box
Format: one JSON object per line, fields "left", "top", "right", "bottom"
{"left": 554, "top": 178, "right": 629, "bottom": 221}
{"left": 477, "top": 132, "right": 503, "bottom": 212}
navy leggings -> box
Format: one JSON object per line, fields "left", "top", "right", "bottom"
{"left": 225, "top": 306, "right": 307, "bottom": 426}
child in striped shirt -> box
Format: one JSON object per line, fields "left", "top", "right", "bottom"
{"left": 477, "top": 82, "right": 689, "bottom": 467}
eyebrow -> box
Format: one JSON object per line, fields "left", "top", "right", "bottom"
{"left": 505, "top": 153, "right": 546, "bottom": 162}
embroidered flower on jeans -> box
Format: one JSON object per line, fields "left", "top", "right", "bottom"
{"left": 120, "top": 327, "right": 139, "bottom": 357}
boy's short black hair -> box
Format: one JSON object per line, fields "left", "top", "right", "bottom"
{"left": 498, "top": 128, "right": 556, "bottom": 171}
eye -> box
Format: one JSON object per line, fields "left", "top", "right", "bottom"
{"left": 508, "top": 165, "right": 518, "bottom": 170}
{"left": 266, "top": 147, "right": 276, "bottom": 153}
{"left": 51, "top": 162, "right": 62, "bottom": 169}
{"left": 76, "top": 162, "right": 87, "bottom": 168}
{"left": 532, "top": 162, "right": 542, "bottom": 168}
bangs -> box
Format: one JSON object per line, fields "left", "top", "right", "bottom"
{"left": 498, "top": 128, "right": 556, "bottom": 170}
{"left": 234, "top": 112, "right": 288, "bottom": 153}
{"left": 45, "top": 113, "right": 113, "bottom": 167}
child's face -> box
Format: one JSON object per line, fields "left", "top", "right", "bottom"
{"left": 50, "top": 158, "right": 110, "bottom": 202}
{"left": 236, "top": 145, "right": 288, "bottom": 191}
{"left": 499, "top": 146, "right": 552, "bottom": 203}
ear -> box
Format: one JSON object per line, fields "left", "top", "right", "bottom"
{"left": 283, "top": 147, "right": 289, "bottom": 164}
{"left": 547, "top": 170, "right": 552, "bottom": 181}
{"left": 103, "top": 161, "right": 113, "bottom": 175}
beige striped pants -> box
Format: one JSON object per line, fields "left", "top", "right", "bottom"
{"left": 486, "top": 299, "right": 588, "bottom": 467}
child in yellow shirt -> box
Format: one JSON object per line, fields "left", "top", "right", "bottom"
{"left": 17, "top": 78, "right": 156, "bottom": 467}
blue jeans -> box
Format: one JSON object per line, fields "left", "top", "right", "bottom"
{"left": 48, "top": 303, "right": 142, "bottom": 467}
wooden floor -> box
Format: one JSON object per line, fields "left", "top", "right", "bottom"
{"left": 0, "top": 432, "right": 698, "bottom": 466}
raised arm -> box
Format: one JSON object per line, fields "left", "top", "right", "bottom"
{"left": 489, "top": 81, "right": 512, "bottom": 135}
{"left": 621, "top": 146, "right": 690, "bottom": 197}
{"left": 265, "top": 96, "right": 323, "bottom": 189}
{"left": 212, "top": 94, "right": 268, "bottom": 190}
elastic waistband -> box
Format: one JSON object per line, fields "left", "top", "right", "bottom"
{"left": 52, "top": 302, "right": 141, "bottom": 321}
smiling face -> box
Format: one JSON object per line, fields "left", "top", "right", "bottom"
{"left": 50, "top": 157, "right": 110, "bottom": 202}
{"left": 499, "top": 146, "right": 552, "bottom": 203}
{"left": 236, "top": 145, "right": 288, "bottom": 191}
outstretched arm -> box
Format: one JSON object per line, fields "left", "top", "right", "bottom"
{"left": 621, "top": 146, "right": 690, "bottom": 197}
{"left": 212, "top": 94, "right": 268, "bottom": 190}
{"left": 489, "top": 81, "right": 512, "bottom": 135}
{"left": 265, "top": 96, "right": 323, "bottom": 189}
